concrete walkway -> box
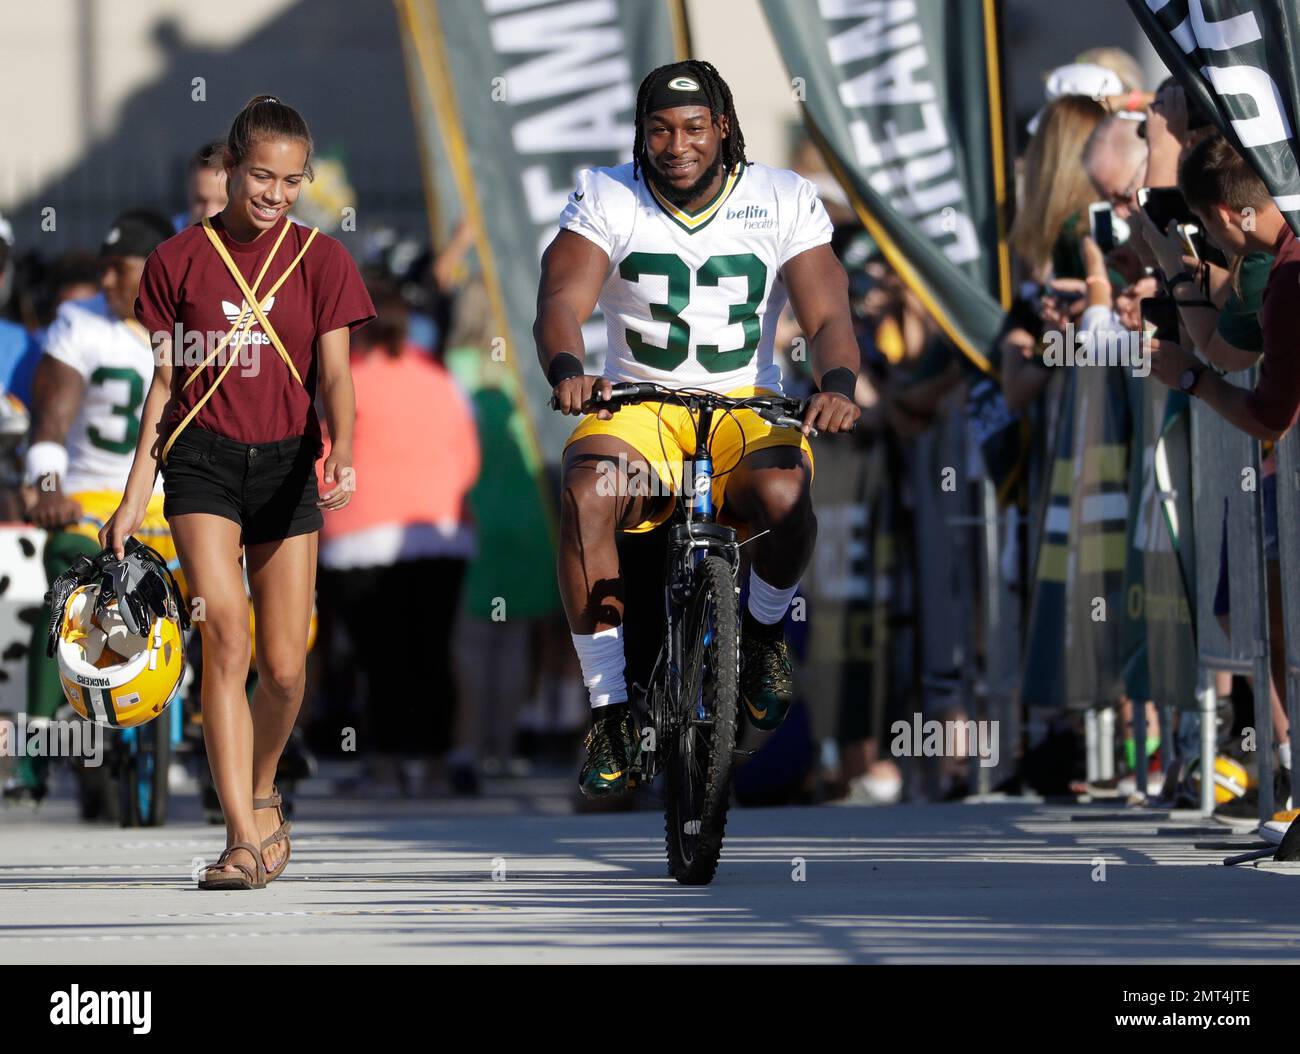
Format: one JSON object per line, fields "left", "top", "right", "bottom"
{"left": 1, "top": 778, "right": 1296, "bottom": 964}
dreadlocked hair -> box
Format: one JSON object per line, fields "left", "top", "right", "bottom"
{"left": 632, "top": 60, "right": 746, "bottom": 182}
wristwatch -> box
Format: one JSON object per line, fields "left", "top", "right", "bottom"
{"left": 1178, "top": 362, "right": 1207, "bottom": 395}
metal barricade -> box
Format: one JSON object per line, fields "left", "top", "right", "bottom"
{"left": 1190, "top": 370, "right": 1272, "bottom": 820}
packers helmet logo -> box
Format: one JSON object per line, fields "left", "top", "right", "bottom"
{"left": 668, "top": 76, "right": 700, "bottom": 91}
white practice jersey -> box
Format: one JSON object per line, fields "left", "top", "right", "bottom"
{"left": 559, "top": 160, "right": 833, "bottom": 394}
{"left": 41, "top": 294, "right": 161, "bottom": 494}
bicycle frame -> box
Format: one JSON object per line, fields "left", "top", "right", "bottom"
{"left": 639, "top": 396, "right": 745, "bottom": 780}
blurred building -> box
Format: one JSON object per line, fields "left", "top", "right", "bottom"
{"left": 0, "top": 0, "right": 425, "bottom": 250}
{"left": 0, "top": 0, "right": 1168, "bottom": 254}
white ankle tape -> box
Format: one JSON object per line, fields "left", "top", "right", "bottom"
{"left": 748, "top": 570, "right": 798, "bottom": 625}
{"left": 571, "top": 626, "right": 627, "bottom": 708}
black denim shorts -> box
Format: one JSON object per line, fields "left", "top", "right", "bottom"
{"left": 162, "top": 426, "right": 323, "bottom": 545}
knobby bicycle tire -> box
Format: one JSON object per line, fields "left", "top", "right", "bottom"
{"left": 665, "top": 554, "right": 739, "bottom": 885}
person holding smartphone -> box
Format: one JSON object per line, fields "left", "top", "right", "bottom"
{"left": 1146, "top": 137, "right": 1300, "bottom": 814}
{"left": 1147, "top": 138, "right": 1299, "bottom": 436}
{"left": 101, "top": 96, "right": 375, "bottom": 889}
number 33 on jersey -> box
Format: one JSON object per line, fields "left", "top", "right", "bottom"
{"left": 559, "top": 161, "right": 834, "bottom": 394}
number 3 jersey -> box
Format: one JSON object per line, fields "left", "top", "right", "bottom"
{"left": 41, "top": 293, "right": 161, "bottom": 495}
{"left": 559, "top": 161, "right": 833, "bottom": 394}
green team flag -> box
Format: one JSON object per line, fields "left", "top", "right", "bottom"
{"left": 760, "top": 0, "right": 1013, "bottom": 372}
{"left": 1062, "top": 363, "right": 1132, "bottom": 708}
{"left": 1021, "top": 363, "right": 1131, "bottom": 710}
{"left": 395, "top": 0, "right": 688, "bottom": 465}
{"left": 1129, "top": 0, "right": 1300, "bottom": 235}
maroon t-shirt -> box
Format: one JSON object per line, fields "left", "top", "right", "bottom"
{"left": 135, "top": 214, "right": 375, "bottom": 452}
{"left": 1245, "top": 224, "right": 1300, "bottom": 434}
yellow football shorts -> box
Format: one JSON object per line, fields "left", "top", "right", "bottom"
{"left": 564, "top": 385, "right": 814, "bottom": 533}
{"left": 68, "top": 489, "right": 187, "bottom": 598}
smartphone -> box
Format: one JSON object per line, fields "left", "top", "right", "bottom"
{"left": 1138, "top": 186, "right": 1196, "bottom": 231}
{"left": 1089, "top": 202, "right": 1115, "bottom": 254}
{"left": 1047, "top": 286, "right": 1086, "bottom": 305}
{"left": 1026, "top": 282, "right": 1085, "bottom": 306}
{"left": 1175, "top": 222, "right": 1201, "bottom": 261}
{"left": 1140, "top": 296, "right": 1180, "bottom": 343}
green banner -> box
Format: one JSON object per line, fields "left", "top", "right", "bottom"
{"left": 760, "top": 0, "right": 1012, "bottom": 372}
{"left": 1021, "top": 363, "right": 1132, "bottom": 710}
{"left": 1062, "top": 363, "right": 1132, "bottom": 708}
{"left": 397, "top": 0, "right": 687, "bottom": 466}
{"left": 1129, "top": 0, "right": 1300, "bottom": 235}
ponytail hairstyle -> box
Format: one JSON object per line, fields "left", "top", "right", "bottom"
{"left": 225, "top": 95, "right": 314, "bottom": 178}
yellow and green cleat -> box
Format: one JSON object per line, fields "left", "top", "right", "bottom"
{"left": 578, "top": 706, "right": 638, "bottom": 799}
{"left": 739, "top": 625, "right": 793, "bottom": 731}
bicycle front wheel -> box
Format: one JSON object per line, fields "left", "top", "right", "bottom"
{"left": 665, "top": 554, "right": 739, "bottom": 885}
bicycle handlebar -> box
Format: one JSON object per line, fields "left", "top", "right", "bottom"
{"left": 548, "top": 382, "right": 820, "bottom": 438}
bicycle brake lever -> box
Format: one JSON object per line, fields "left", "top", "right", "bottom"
{"left": 549, "top": 391, "right": 622, "bottom": 413}
{"left": 771, "top": 414, "right": 818, "bottom": 438}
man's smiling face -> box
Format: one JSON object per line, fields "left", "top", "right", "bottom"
{"left": 643, "top": 105, "right": 729, "bottom": 207}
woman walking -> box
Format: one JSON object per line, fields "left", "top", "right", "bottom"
{"left": 102, "top": 95, "right": 374, "bottom": 888}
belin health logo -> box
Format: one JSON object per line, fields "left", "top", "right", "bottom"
{"left": 726, "top": 204, "right": 775, "bottom": 231}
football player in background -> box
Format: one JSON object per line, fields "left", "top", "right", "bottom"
{"left": 8, "top": 210, "right": 178, "bottom": 806}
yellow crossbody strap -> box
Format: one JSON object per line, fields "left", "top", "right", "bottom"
{"left": 161, "top": 219, "right": 319, "bottom": 463}
{"left": 162, "top": 333, "right": 249, "bottom": 463}
{"left": 201, "top": 217, "right": 319, "bottom": 386}
{"left": 180, "top": 219, "right": 292, "bottom": 391}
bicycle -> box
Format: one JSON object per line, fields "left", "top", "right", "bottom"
{"left": 68, "top": 691, "right": 185, "bottom": 826}
{"left": 556, "top": 382, "right": 817, "bottom": 884}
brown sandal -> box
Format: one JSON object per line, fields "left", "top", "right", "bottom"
{"left": 198, "top": 841, "right": 267, "bottom": 890}
{"left": 254, "top": 786, "right": 292, "bottom": 883}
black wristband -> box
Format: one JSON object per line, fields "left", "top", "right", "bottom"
{"left": 546, "top": 352, "right": 584, "bottom": 387}
{"left": 818, "top": 367, "right": 857, "bottom": 400}
{"left": 1165, "top": 271, "right": 1196, "bottom": 294}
